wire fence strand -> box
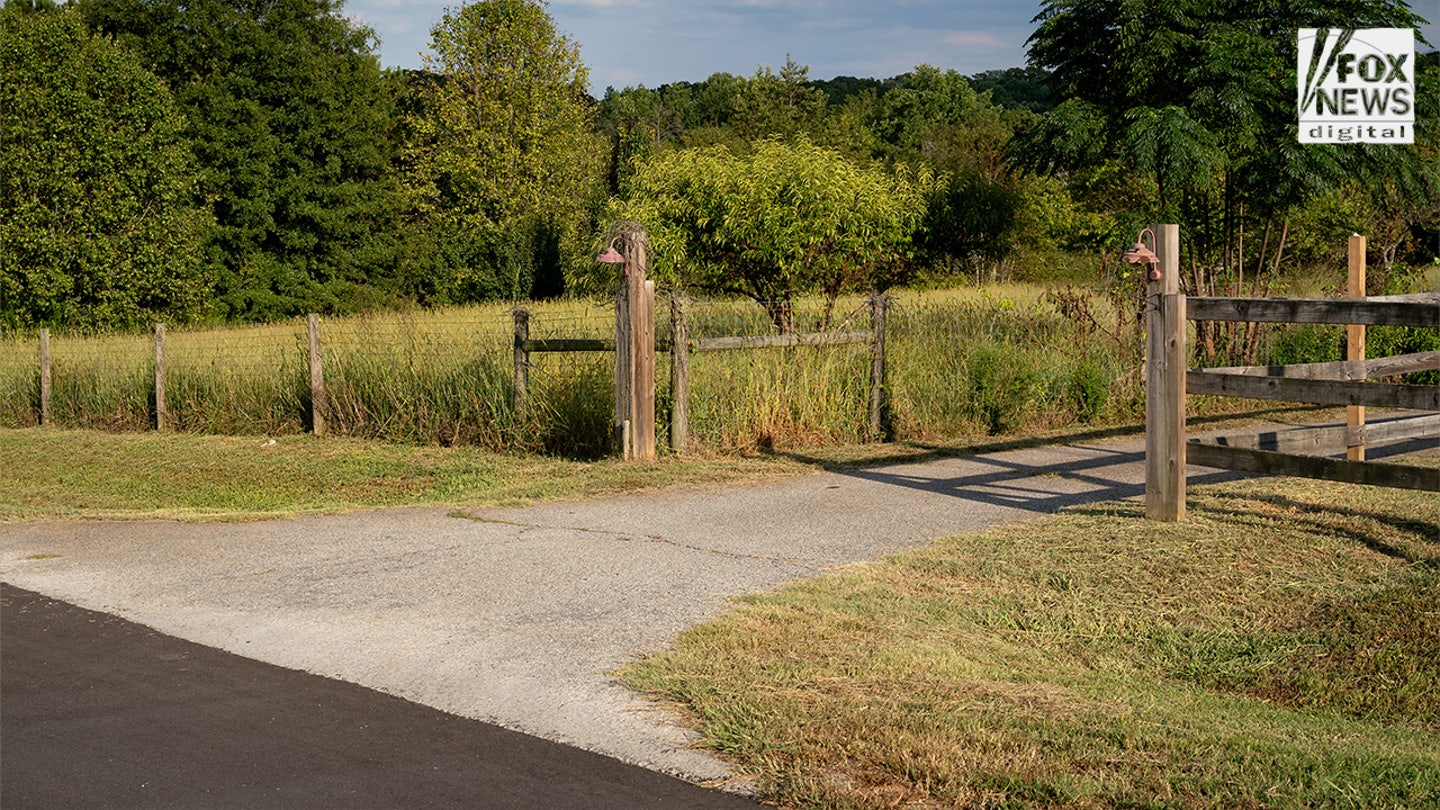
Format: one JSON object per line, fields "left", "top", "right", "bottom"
{"left": 1, "top": 293, "right": 1154, "bottom": 450}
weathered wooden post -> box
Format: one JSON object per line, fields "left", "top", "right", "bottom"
{"left": 1347, "top": 234, "right": 1367, "bottom": 461}
{"left": 609, "top": 224, "right": 656, "bottom": 460}
{"left": 38, "top": 328, "right": 51, "bottom": 426}
{"left": 513, "top": 307, "right": 530, "bottom": 425}
{"left": 869, "top": 294, "right": 890, "bottom": 440}
{"left": 637, "top": 278, "right": 656, "bottom": 459}
{"left": 308, "top": 313, "right": 326, "bottom": 436}
{"left": 669, "top": 292, "right": 690, "bottom": 454}
{"left": 154, "top": 323, "right": 168, "bottom": 432}
{"left": 1145, "top": 224, "right": 1185, "bottom": 522}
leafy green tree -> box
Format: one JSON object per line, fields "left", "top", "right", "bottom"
{"left": 870, "top": 66, "right": 1033, "bottom": 279}
{"left": 1019, "top": 0, "right": 1434, "bottom": 362}
{"left": 598, "top": 85, "right": 683, "bottom": 193}
{"left": 80, "top": 0, "right": 419, "bottom": 320}
{"left": 404, "top": 0, "right": 605, "bottom": 302}
{"left": 917, "top": 172, "right": 1022, "bottom": 282}
{"left": 968, "top": 66, "right": 1055, "bottom": 113}
{"left": 0, "top": 7, "right": 212, "bottom": 330}
{"left": 872, "top": 65, "right": 1014, "bottom": 178}
{"left": 614, "top": 139, "right": 935, "bottom": 331}
{"left": 731, "top": 56, "right": 828, "bottom": 141}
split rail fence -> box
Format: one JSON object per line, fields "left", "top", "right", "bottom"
{"left": 514, "top": 293, "right": 890, "bottom": 458}
{"left": 1144, "top": 227, "right": 1440, "bottom": 522}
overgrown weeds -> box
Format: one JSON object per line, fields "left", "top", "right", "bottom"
{"left": 1, "top": 283, "right": 1405, "bottom": 454}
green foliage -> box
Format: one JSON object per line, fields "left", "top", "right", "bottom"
{"left": 614, "top": 139, "right": 935, "bottom": 330}
{"left": 967, "top": 66, "right": 1055, "bottom": 113}
{"left": 1019, "top": 0, "right": 1437, "bottom": 362}
{"left": 729, "top": 56, "right": 828, "bottom": 141}
{"left": 1370, "top": 324, "right": 1440, "bottom": 385}
{"left": 871, "top": 66, "right": 1041, "bottom": 280}
{"left": 1266, "top": 324, "right": 1343, "bottom": 367}
{"left": 404, "top": 0, "right": 605, "bottom": 304}
{"left": 872, "top": 65, "right": 1012, "bottom": 177}
{"left": 917, "top": 171, "right": 1022, "bottom": 279}
{"left": 80, "top": 0, "right": 420, "bottom": 321}
{"left": 0, "top": 7, "right": 212, "bottom": 330}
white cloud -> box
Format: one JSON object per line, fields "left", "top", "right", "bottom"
{"left": 943, "top": 30, "right": 1004, "bottom": 49}
{"left": 551, "top": 0, "right": 646, "bottom": 7}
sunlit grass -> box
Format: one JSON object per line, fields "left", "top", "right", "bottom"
{"left": 620, "top": 475, "right": 1440, "bottom": 808}
{"left": 0, "top": 427, "right": 811, "bottom": 521}
{"left": 0, "top": 286, "right": 1167, "bottom": 453}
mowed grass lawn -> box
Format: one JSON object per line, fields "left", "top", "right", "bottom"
{"left": 0, "top": 428, "right": 811, "bottom": 521}
{"left": 621, "top": 473, "right": 1439, "bottom": 809}
{"left": 3, "top": 427, "right": 1437, "bottom": 807}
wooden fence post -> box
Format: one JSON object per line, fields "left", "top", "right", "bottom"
{"left": 669, "top": 292, "right": 690, "bottom": 454}
{"left": 308, "top": 314, "right": 326, "bottom": 436}
{"left": 869, "top": 294, "right": 890, "bottom": 440}
{"left": 614, "top": 260, "right": 633, "bottom": 457}
{"left": 513, "top": 307, "right": 530, "bottom": 425}
{"left": 154, "top": 323, "right": 168, "bottom": 432}
{"left": 612, "top": 224, "right": 655, "bottom": 460}
{"left": 637, "top": 279, "right": 656, "bottom": 459}
{"left": 1146, "top": 224, "right": 1185, "bottom": 522}
{"left": 38, "top": 328, "right": 51, "bottom": 426}
{"left": 1347, "top": 234, "right": 1366, "bottom": 461}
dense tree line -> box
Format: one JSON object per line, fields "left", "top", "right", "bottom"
{"left": 1, "top": 0, "right": 1435, "bottom": 334}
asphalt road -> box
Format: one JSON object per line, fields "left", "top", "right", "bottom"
{"left": 1, "top": 583, "right": 762, "bottom": 809}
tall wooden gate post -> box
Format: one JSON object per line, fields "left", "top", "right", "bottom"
{"left": 1146, "top": 224, "right": 1186, "bottom": 521}
{"left": 1347, "top": 234, "right": 1367, "bottom": 461}
{"left": 612, "top": 225, "right": 656, "bottom": 460}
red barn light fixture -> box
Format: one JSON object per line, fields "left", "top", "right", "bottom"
{"left": 1123, "top": 227, "right": 1162, "bottom": 282}
{"left": 596, "top": 237, "right": 626, "bottom": 273}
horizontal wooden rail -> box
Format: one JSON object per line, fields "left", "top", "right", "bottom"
{"left": 1191, "top": 413, "right": 1440, "bottom": 455}
{"left": 518, "top": 331, "right": 870, "bottom": 355}
{"left": 1187, "top": 370, "right": 1440, "bottom": 410}
{"left": 1188, "top": 442, "right": 1439, "bottom": 492}
{"left": 1368, "top": 292, "right": 1440, "bottom": 304}
{"left": 1202, "top": 351, "right": 1440, "bottom": 381}
{"left": 692, "top": 331, "right": 871, "bottom": 353}
{"left": 1186, "top": 296, "right": 1439, "bottom": 328}
{"left": 519, "top": 338, "right": 616, "bottom": 353}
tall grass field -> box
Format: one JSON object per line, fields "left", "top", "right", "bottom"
{"left": 0, "top": 284, "right": 1413, "bottom": 455}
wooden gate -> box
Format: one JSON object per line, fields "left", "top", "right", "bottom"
{"left": 1144, "top": 227, "right": 1440, "bottom": 522}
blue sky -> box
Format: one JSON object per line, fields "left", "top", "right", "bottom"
{"left": 347, "top": 0, "right": 1439, "bottom": 93}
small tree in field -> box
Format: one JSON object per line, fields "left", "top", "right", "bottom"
{"left": 615, "top": 139, "right": 934, "bottom": 332}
